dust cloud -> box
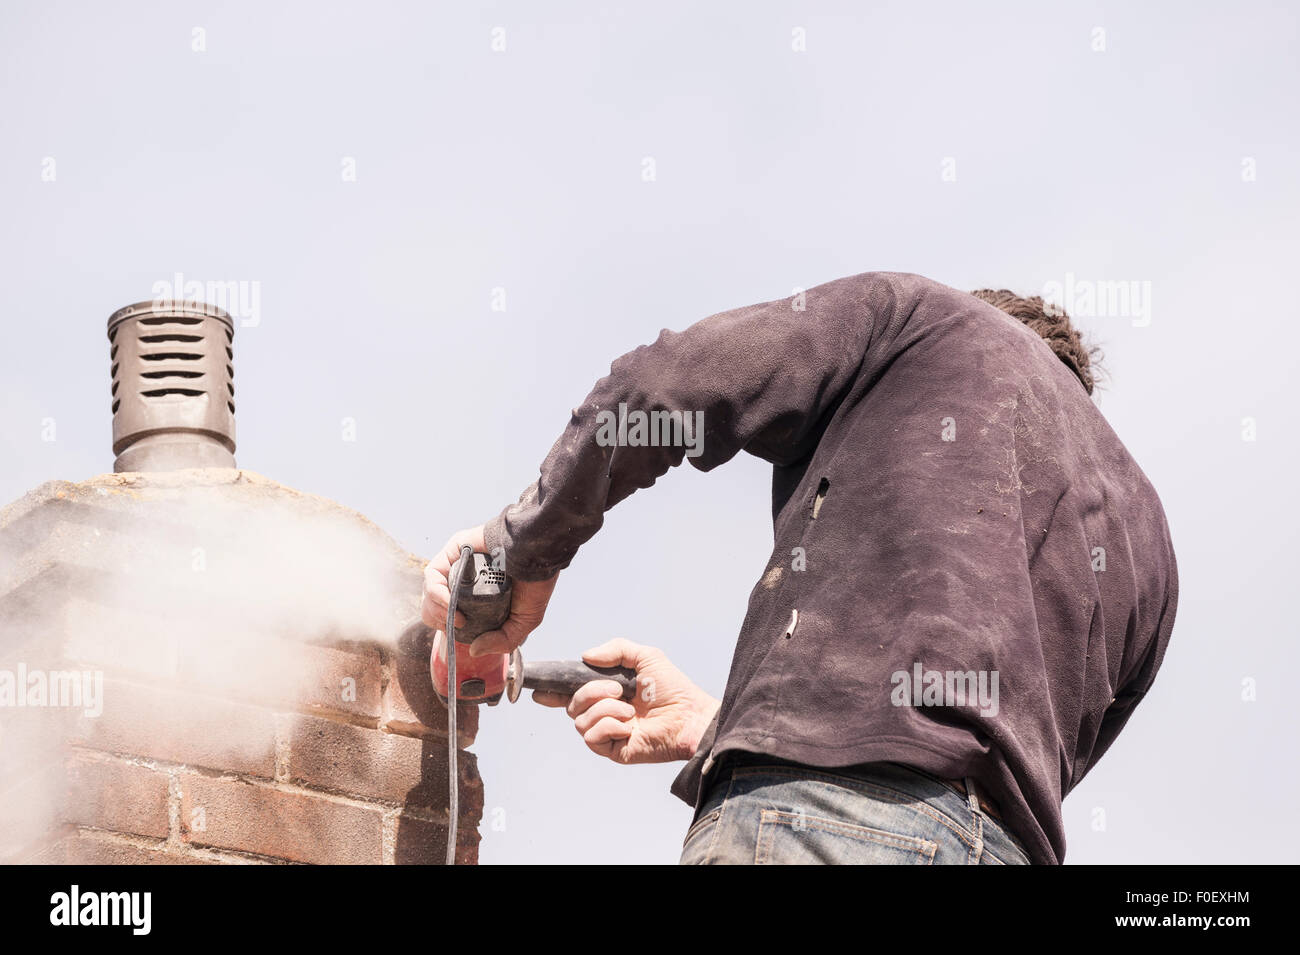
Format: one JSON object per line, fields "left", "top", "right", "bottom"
{"left": 0, "top": 471, "right": 429, "bottom": 859}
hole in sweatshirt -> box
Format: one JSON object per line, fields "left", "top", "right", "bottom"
{"left": 812, "top": 477, "right": 830, "bottom": 519}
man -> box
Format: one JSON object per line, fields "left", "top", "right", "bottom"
{"left": 422, "top": 272, "right": 1178, "bottom": 865}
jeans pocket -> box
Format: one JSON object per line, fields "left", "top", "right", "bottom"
{"left": 684, "top": 807, "right": 722, "bottom": 844}
{"left": 979, "top": 835, "right": 1031, "bottom": 866}
{"left": 679, "top": 808, "right": 723, "bottom": 865}
{"left": 755, "top": 809, "right": 937, "bottom": 865}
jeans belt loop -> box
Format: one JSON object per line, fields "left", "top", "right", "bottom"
{"left": 962, "top": 776, "right": 982, "bottom": 816}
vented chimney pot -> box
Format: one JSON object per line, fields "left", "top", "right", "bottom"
{"left": 107, "top": 300, "right": 237, "bottom": 472}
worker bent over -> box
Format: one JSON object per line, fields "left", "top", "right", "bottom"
{"left": 423, "top": 272, "right": 1178, "bottom": 865}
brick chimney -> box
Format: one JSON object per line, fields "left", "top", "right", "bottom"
{"left": 0, "top": 471, "right": 483, "bottom": 864}
{"left": 0, "top": 302, "right": 483, "bottom": 865}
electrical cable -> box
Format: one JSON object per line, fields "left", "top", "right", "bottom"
{"left": 444, "top": 544, "right": 473, "bottom": 866}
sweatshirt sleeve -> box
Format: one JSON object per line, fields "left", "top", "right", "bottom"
{"left": 483, "top": 273, "right": 891, "bottom": 581}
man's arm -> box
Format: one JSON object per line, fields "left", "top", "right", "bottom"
{"left": 485, "top": 272, "right": 891, "bottom": 582}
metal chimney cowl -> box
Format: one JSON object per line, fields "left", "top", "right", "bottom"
{"left": 108, "top": 300, "right": 236, "bottom": 472}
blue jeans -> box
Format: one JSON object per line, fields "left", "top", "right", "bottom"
{"left": 679, "top": 757, "right": 1032, "bottom": 865}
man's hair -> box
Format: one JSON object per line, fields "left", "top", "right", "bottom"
{"left": 969, "top": 289, "right": 1100, "bottom": 395}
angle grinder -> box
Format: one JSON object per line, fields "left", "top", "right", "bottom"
{"left": 418, "top": 547, "right": 637, "bottom": 864}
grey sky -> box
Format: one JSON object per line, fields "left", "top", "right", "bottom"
{"left": 2, "top": 0, "right": 1297, "bottom": 863}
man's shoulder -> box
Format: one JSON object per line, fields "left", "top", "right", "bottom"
{"left": 809, "top": 270, "right": 957, "bottom": 302}
{"left": 813, "top": 272, "right": 1031, "bottom": 335}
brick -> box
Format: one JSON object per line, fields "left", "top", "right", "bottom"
{"left": 61, "top": 596, "right": 180, "bottom": 680}
{"left": 69, "top": 678, "right": 277, "bottom": 777}
{"left": 0, "top": 766, "right": 66, "bottom": 861}
{"left": 454, "top": 749, "right": 485, "bottom": 823}
{"left": 384, "top": 648, "right": 478, "bottom": 744}
{"left": 393, "top": 814, "right": 480, "bottom": 866}
{"left": 287, "top": 715, "right": 449, "bottom": 809}
{"left": 24, "top": 829, "right": 214, "bottom": 865}
{"left": 0, "top": 705, "right": 76, "bottom": 779}
{"left": 180, "top": 774, "right": 383, "bottom": 865}
{"left": 62, "top": 752, "right": 170, "bottom": 839}
{"left": 286, "top": 716, "right": 484, "bottom": 819}
{"left": 0, "top": 563, "right": 82, "bottom": 656}
{"left": 176, "top": 636, "right": 384, "bottom": 719}
{"left": 293, "top": 643, "right": 383, "bottom": 718}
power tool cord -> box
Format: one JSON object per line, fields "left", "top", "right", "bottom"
{"left": 444, "top": 544, "right": 474, "bottom": 866}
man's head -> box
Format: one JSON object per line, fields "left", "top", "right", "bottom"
{"left": 970, "top": 289, "right": 1100, "bottom": 395}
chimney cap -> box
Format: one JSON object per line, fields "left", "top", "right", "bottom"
{"left": 108, "top": 300, "right": 235, "bottom": 337}
{"left": 107, "top": 298, "right": 237, "bottom": 472}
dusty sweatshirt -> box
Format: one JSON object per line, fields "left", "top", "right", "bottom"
{"left": 483, "top": 271, "right": 1178, "bottom": 864}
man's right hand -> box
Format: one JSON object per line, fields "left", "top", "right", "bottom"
{"left": 421, "top": 525, "right": 559, "bottom": 658}
{"left": 533, "top": 639, "right": 721, "bottom": 765}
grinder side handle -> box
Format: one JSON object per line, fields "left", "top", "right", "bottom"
{"left": 523, "top": 661, "right": 638, "bottom": 702}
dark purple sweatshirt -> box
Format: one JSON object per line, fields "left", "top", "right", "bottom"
{"left": 483, "top": 271, "right": 1178, "bottom": 864}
